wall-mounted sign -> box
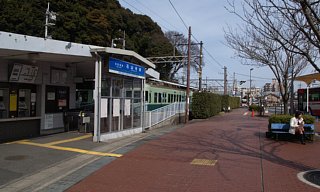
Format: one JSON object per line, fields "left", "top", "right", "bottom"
{"left": 9, "top": 64, "right": 38, "bottom": 83}
{"left": 109, "top": 57, "right": 145, "bottom": 79}
{"left": 51, "top": 69, "right": 67, "bottom": 84}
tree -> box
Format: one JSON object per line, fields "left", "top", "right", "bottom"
{"left": 266, "top": 0, "right": 320, "bottom": 73}
{"left": 225, "top": 0, "right": 309, "bottom": 114}
{"left": 164, "top": 31, "right": 203, "bottom": 82}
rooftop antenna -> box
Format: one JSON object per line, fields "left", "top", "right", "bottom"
{"left": 45, "top": 2, "right": 57, "bottom": 39}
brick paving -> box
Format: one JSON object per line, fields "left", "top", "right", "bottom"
{"left": 67, "top": 108, "right": 320, "bottom": 192}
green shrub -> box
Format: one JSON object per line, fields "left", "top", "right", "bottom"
{"left": 191, "top": 93, "right": 240, "bottom": 119}
{"left": 268, "top": 114, "right": 315, "bottom": 124}
{"left": 191, "top": 92, "right": 221, "bottom": 119}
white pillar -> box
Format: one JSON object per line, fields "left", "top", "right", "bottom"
{"left": 93, "top": 55, "right": 101, "bottom": 142}
{"left": 306, "top": 85, "right": 309, "bottom": 113}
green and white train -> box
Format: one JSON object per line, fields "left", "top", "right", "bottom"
{"left": 145, "top": 78, "right": 194, "bottom": 111}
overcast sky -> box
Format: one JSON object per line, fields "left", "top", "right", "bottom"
{"left": 118, "top": 0, "right": 311, "bottom": 88}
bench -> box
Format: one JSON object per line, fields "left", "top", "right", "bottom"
{"left": 270, "top": 123, "right": 315, "bottom": 141}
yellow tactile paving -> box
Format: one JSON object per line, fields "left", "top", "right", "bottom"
{"left": 16, "top": 141, "right": 122, "bottom": 158}
{"left": 191, "top": 159, "right": 217, "bottom": 166}
{"left": 45, "top": 134, "right": 92, "bottom": 146}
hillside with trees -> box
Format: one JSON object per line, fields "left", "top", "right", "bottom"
{"left": 0, "top": 0, "right": 174, "bottom": 79}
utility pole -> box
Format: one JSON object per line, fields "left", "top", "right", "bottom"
{"left": 224, "top": 66, "right": 227, "bottom": 95}
{"left": 233, "top": 72, "right": 236, "bottom": 96}
{"left": 289, "top": 66, "right": 294, "bottom": 115}
{"left": 185, "top": 26, "right": 191, "bottom": 124}
{"left": 198, "top": 41, "right": 203, "bottom": 91}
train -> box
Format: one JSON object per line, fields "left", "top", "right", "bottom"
{"left": 145, "top": 78, "right": 194, "bottom": 111}
{"left": 75, "top": 78, "right": 194, "bottom": 112}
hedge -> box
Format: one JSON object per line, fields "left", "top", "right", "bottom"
{"left": 268, "top": 114, "right": 315, "bottom": 124}
{"left": 191, "top": 92, "right": 240, "bottom": 119}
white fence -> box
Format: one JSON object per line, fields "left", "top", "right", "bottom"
{"left": 143, "top": 102, "right": 185, "bottom": 129}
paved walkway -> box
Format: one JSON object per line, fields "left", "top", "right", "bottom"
{"left": 67, "top": 108, "right": 320, "bottom": 192}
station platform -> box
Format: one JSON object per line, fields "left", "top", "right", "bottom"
{"left": 67, "top": 108, "right": 320, "bottom": 192}
{"left": 1, "top": 108, "right": 319, "bottom": 192}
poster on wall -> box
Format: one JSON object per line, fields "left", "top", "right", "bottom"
{"left": 58, "top": 99, "right": 67, "bottom": 107}
{"left": 44, "top": 114, "right": 54, "bottom": 129}
{"left": 47, "top": 92, "right": 55, "bottom": 100}
{"left": 9, "top": 93, "right": 17, "bottom": 111}
{"left": 9, "top": 64, "right": 38, "bottom": 83}
{"left": 125, "top": 99, "right": 131, "bottom": 116}
{"left": 31, "top": 93, "right": 36, "bottom": 102}
{"left": 101, "top": 98, "right": 108, "bottom": 118}
{"left": 51, "top": 69, "right": 67, "bottom": 84}
{"left": 113, "top": 99, "right": 120, "bottom": 117}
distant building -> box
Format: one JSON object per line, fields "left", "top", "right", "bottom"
{"left": 263, "top": 78, "right": 280, "bottom": 93}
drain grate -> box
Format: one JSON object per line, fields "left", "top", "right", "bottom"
{"left": 303, "top": 170, "right": 320, "bottom": 187}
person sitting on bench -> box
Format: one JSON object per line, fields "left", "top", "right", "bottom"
{"left": 290, "top": 111, "right": 306, "bottom": 145}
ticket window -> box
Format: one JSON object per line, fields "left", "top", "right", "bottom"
{"left": 0, "top": 89, "right": 9, "bottom": 118}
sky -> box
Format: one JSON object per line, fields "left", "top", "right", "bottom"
{"left": 118, "top": 0, "right": 311, "bottom": 89}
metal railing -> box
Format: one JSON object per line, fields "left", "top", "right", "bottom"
{"left": 143, "top": 102, "right": 185, "bottom": 129}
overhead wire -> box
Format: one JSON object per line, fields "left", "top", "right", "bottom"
{"left": 168, "top": 0, "right": 189, "bottom": 31}
{"left": 120, "top": 0, "right": 171, "bottom": 31}
{"left": 121, "top": 0, "right": 271, "bottom": 86}
{"left": 168, "top": 0, "right": 225, "bottom": 75}
{"left": 132, "top": 0, "right": 182, "bottom": 33}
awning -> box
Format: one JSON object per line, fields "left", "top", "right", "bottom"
{"left": 295, "top": 73, "right": 320, "bottom": 85}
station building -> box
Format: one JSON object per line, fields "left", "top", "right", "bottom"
{"left": 0, "top": 31, "right": 158, "bottom": 143}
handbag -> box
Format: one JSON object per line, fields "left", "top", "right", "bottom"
{"left": 289, "top": 127, "right": 295, "bottom": 135}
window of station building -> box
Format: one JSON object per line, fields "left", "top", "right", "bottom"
{"left": 168, "top": 94, "right": 171, "bottom": 103}
{"left": 133, "top": 98, "right": 142, "bottom": 128}
{"left": 101, "top": 78, "right": 111, "bottom": 96}
{"left": 133, "top": 79, "right": 142, "bottom": 99}
{"left": 124, "top": 79, "right": 133, "bottom": 98}
{"left": 112, "top": 78, "right": 123, "bottom": 97}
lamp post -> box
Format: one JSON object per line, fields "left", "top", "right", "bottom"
{"left": 111, "top": 30, "right": 126, "bottom": 49}
{"left": 249, "top": 68, "right": 253, "bottom": 105}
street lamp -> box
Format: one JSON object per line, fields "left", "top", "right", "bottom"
{"left": 111, "top": 30, "right": 126, "bottom": 49}
{"left": 249, "top": 68, "right": 254, "bottom": 105}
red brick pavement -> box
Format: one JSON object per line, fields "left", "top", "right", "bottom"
{"left": 67, "top": 109, "right": 319, "bottom": 192}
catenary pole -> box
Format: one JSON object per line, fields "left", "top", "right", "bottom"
{"left": 185, "top": 26, "right": 191, "bottom": 123}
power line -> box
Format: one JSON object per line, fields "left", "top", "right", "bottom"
{"left": 235, "top": 72, "right": 273, "bottom": 80}
{"left": 120, "top": 0, "right": 144, "bottom": 14}
{"left": 133, "top": 0, "right": 182, "bottom": 33}
{"left": 168, "top": 0, "right": 189, "bottom": 31}
{"left": 121, "top": 0, "right": 174, "bottom": 32}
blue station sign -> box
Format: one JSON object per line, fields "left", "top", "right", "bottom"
{"left": 109, "top": 57, "right": 145, "bottom": 79}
